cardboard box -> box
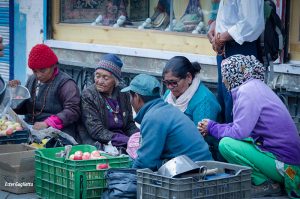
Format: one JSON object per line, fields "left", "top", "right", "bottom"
{"left": 0, "top": 144, "right": 36, "bottom": 194}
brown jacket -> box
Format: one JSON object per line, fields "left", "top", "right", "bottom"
{"left": 77, "top": 84, "right": 138, "bottom": 145}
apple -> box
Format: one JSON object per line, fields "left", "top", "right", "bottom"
{"left": 96, "top": 163, "right": 109, "bottom": 170}
{"left": 74, "top": 151, "right": 83, "bottom": 156}
{"left": 69, "top": 154, "right": 75, "bottom": 160}
{"left": 82, "top": 152, "right": 91, "bottom": 160}
{"left": 5, "top": 128, "right": 14, "bottom": 136}
{"left": 15, "top": 126, "right": 23, "bottom": 131}
{"left": 91, "top": 150, "right": 101, "bottom": 157}
{"left": 73, "top": 154, "right": 82, "bottom": 160}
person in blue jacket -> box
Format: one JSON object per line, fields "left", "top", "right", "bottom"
{"left": 121, "top": 74, "right": 212, "bottom": 170}
{"left": 162, "top": 56, "right": 222, "bottom": 161}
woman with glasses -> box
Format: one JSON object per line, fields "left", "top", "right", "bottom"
{"left": 78, "top": 54, "right": 139, "bottom": 151}
{"left": 162, "top": 56, "right": 222, "bottom": 161}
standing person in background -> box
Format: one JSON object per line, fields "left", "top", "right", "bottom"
{"left": 78, "top": 54, "right": 139, "bottom": 150}
{"left": 207, "top": 0, "right": 264, "bottom": 123}
{"left": 207, "top": 0, "right": 220, "bottom": 26}
{"left": 9, "top": 44, "right": 81, "bottom": 138}
{"left": 162, "top": 56, "right": 223, "bottom": 161}
{"left": 199, "top": 55, "right": 300, "bottom": 198}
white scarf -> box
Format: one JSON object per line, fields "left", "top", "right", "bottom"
{"left": 165, "top": 73, "right": 201, "bottom": 112}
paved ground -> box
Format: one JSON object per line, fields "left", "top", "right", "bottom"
{"left": 0, "top": 191, "right": 38, "bottom": 199}
{"left": 0, "top": 190, "right": 290, "bottom": 199}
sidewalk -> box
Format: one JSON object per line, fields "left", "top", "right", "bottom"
{"left": 0, "top": 190, "right": 290, "bottom": 199}
{"left": 0, "top": 191, "right": 38, "bottom": 199}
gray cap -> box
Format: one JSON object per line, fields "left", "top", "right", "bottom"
{"left": 121, "top": 74, "right": 160, "bottom": 96}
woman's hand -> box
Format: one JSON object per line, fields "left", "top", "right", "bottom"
{"left": 197, "top": 119, "right": 209, "bottom": 137}
{"left": 33, "top": 121, "right": 49, "bottom": 130}
{"left": 8, "top": 80, "right": 21, "bottom": 88}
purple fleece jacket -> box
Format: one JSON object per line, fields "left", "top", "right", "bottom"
{"left": 208, "top": 79, "right": 300, "bottom": 165}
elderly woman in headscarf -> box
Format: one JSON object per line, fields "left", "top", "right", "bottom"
{"left": 9, "top": 44, "right": 81, "bottom": 137}
{"left": 198, "top": 54, "right": 300, "bottom": 198}
{"left": 78, "top": 54, "right": 139, "bottom": 149}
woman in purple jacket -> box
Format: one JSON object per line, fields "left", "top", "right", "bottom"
{"left": 199, "top": 54, "right": 300, "bottom": 198}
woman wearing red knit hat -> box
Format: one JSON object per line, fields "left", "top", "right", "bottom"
{"left": 9, "top": 44, "right": 81, "bottom": 138}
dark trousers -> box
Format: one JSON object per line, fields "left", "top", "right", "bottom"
{"left": 217, "top": 40, "right": 260, "bottom": 123}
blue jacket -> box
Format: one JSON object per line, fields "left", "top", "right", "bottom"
{"left": 133, "top": 98, "right": 212, "bottom": 170}
{"left": 164, "top": 83, "right": 221, "bottom": 125}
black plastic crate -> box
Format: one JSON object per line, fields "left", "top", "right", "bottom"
{"left": 0, "top": 130, "right": 30, "bottom": 144}
{"left": 137, "top": 161, "right": 252, "bottom": 199}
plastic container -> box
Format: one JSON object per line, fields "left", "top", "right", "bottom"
{"left": 10, "top": 85, "right": 31, "bottom": 109}
{"left": 0, "top": 130, "right": 30, "bottom": 144}
{"left": 137, "top": 161, "right": 252, "bottom": 199}
{"left": 35, "top": 145, "right": 132, "bottom": 199}
{"left": 0, "top": 107, "right": 30, "bottom": 145}
{"left": 0, "top": 144, "right": 36, "bottom": 194}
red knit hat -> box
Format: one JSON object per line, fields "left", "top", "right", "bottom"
{"left": 28, "top": 44, "right": 58, "bottom": 69}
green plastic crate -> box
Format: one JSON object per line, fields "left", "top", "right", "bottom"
{"left": 35, "top": 145, "right": 131, "bottom": 199}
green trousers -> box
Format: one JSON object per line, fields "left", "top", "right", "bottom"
{"left": 218, "top": 137, "right": 283, "bottom": 185}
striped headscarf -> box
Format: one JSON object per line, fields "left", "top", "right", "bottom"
{"left": 221, "top": 54, "right": 265, "bottom": 90}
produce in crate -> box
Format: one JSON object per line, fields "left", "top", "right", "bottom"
{"left": 0, "top": 116, "right": 23, "bottom": 136}
{"left": 69, "top": 150, "right": 107, "bottom": 161}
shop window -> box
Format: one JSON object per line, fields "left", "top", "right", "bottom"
{"left": 59, "top": 0, "right": 217, "bottom": 35}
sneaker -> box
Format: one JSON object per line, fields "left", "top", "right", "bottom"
{"left": 251, "top": 180, "right": 283, "bottom": 198}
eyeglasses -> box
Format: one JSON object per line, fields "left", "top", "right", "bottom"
{"left": 162, "top": 79, "right": 182, "bottom": 88}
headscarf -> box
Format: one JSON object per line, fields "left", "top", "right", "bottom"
{"left": 221, "top": 54, "right": 265, "bottom": 90}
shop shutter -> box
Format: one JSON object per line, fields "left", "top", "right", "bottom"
{"left": 0, "top": 0, "right": 10, "bottom": 81}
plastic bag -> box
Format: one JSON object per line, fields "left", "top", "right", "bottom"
{"left": 30, "top": 127, "right": 78, "bottom": 147}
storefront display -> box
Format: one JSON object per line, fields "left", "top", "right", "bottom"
{"left": 60, "top": 0, "right": 217, "bottom": 35}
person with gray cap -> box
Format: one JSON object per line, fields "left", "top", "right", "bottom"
{"left": 121, "top": 74, "right": 212, "bottom": 170}
{"left": 78, "top": 54, "right": 139, "bottom": 149}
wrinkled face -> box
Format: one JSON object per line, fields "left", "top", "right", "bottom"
{"left": 94, "top": 69, "right": 116, "bottom": 94}
{"left": 163, "top": 71, "right": 192, "bottom": 98}
{"left": 32, "top": 66, "right": 55, "bottom": 83}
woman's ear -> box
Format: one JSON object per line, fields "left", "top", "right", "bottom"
{"left": 186, "top": 72, "right": 193, "bottom": 84}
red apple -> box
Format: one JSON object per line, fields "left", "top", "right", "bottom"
{"left": 96, "top": 163, "right": 109, "bottom": 170}
{"left": 74, "top": 151, "right": 83, "bottom": 156}
{"left": 73, "top": 154, "right": 82, "bottom": 160}
{"left": 82, "top": 152, "right": 91, "bottom": 160}
{"left": 5, "top": 128, "right": 14, "bottom": 136}
{"left": 91, "top": 150, "right": 101, "bottom": 157}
